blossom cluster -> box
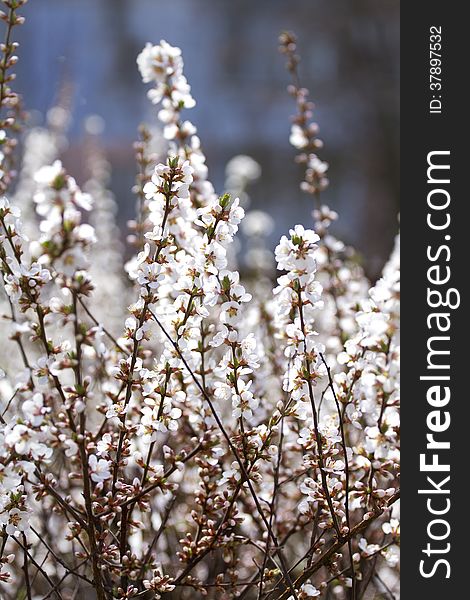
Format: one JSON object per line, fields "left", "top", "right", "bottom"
{"left": 0, "top": 19, "right": 399, "bottom": 600}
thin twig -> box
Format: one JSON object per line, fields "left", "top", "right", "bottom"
{"left": 320, "top": 352, "right": 357, "bottom": 600}
{"left": 149, "top": 308, "right": 299, "bottom": 599}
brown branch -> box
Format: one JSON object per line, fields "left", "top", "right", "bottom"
{"left": 275, "top": 492, "right": 400, "bottom": 600}
{"left": 320, "top": 353, "right": 357, "bottom": 599}
{"left": 149, "top": 308, "right": 298, "bottom": 599}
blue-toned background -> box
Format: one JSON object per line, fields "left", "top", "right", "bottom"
{"left": 15, "top": 0, "right": 399, "bottom": 277}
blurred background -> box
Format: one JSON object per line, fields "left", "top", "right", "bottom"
{"left": 14, "top": 0, "right": 399, "bottom": 279}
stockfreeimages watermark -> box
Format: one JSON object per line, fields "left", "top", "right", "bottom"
{"left": 418, "top": 150, "right": 460, "bottom": 579}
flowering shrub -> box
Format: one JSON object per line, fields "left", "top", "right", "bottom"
{"left": 0, "top": 7, "right": 399, "bottom": 600}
